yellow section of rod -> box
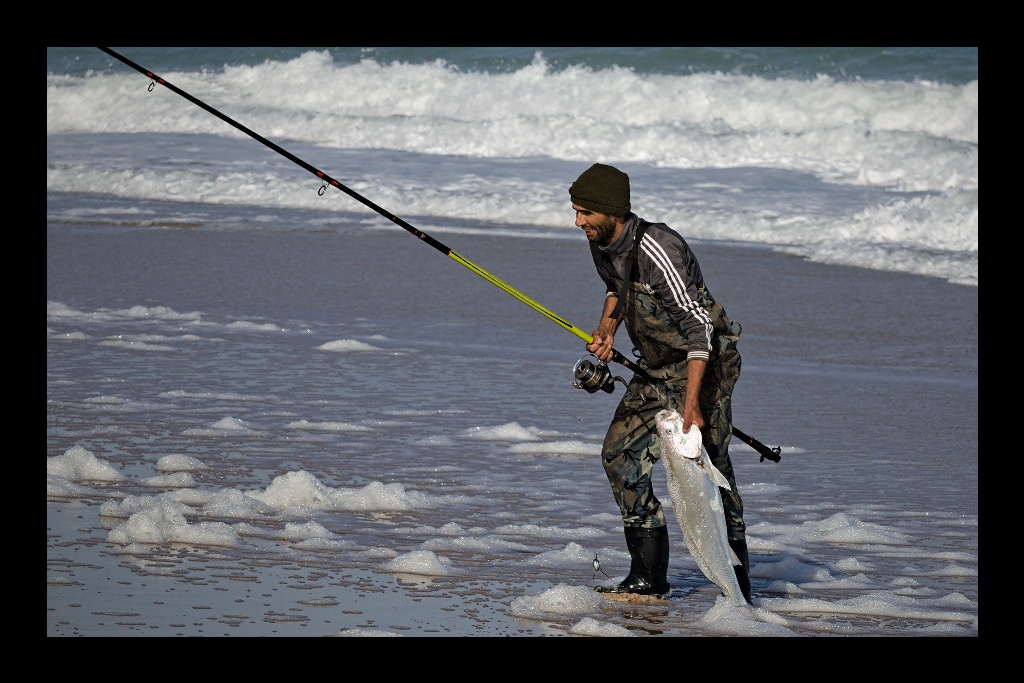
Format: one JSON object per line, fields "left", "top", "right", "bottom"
{"left": 446, "top": 250, "right": 594, "bottom": 344}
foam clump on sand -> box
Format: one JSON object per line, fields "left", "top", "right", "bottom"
{"left": 332, "top": 629, "right": 405, "bottom": 637}
{"left": 509, "top": 584, "right": 604, "bottom": 619}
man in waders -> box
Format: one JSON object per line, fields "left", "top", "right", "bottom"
{"left": 571, "top": 163, "right": 752, "bottom": 603}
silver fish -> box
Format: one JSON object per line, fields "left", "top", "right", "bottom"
{"left": 656, "top": 408, "right": 746, "bottom": 605}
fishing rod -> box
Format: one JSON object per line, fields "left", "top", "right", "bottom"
{"left": 96, "top": 47, "right": 781, "bottom": 464}
{"left": 97, "top": 48, "right": 635, "bottom": 367}
{"left": 572, "top": 355, "right": 780, "bottom": 462}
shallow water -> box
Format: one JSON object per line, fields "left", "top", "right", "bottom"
{"left": 47, "top": 217, "right": 977, "bottom": 636}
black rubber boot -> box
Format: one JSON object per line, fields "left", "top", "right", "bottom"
{"left": 596, "top": 526, "right": 671, "bottom": 599}
{"left": 729, "top": 538, "right": 753, "bottom": 604}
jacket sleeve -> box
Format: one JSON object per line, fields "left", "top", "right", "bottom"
{"left": 638, "top": 228, "right": 715, "bottom": 361}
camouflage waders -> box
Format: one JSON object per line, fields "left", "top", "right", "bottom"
{"left": 601, "top": 283, "right": 746, "bottom": 541}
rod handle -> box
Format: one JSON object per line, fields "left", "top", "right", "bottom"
{"left": 731, "top": 426, "right": 782, "bottom": 463}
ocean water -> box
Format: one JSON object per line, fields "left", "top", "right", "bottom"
{"left": 47, "top": 47, "right": 977, "bottom": 286}
{"left": 47, "top": 47, "right": 978, "bottom": 637}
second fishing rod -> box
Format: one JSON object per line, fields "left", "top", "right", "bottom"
{"left": 98, "top": 47, "right": 780, "bottom": 464}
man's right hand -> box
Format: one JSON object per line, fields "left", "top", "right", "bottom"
{"left": 587, "top": 330, "right": 615, "bottom": 363}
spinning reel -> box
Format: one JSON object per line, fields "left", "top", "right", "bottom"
{"left": 572, "top": 354, "right": 627, "bottom": 394}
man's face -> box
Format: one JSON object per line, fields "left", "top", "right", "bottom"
{"left": 574, "top": 205, "right": 618, "bottom": 245}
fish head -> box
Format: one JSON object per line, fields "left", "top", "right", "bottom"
{"left": 655, "top": 409, "right": 702, "bottom": 461}
{"left": 655, "top": 409, "right": 683, "bottom": 438}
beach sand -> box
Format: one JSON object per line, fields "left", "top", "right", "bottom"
{"left": 47, "top": 220, "right": 978, "bottom": 636}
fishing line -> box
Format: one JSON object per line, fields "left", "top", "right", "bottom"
{"left": 94, "top": 47, "right": 781, "bottom": 463}
{"left": 97, "top": 48, "right": 612, "bottom": 347}
{"left": 52, "top": 52, "right": 359, "bottom": 226}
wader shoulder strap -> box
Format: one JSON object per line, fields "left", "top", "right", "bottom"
{"left": 609, "top": 220, "right": 650, "bottom": 320}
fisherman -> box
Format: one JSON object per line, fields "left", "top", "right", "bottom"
{"left": 571, "top": 163, "right": 752, "bottom": 603}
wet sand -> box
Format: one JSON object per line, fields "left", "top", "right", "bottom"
{"left": 47, "top": 220, "right": 978, "bottom": 636}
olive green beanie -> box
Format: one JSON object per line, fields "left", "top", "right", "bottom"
{"left": 569, "top": 163, "right": 631, "bottom": 217}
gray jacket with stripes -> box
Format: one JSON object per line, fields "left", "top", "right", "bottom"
{"left": 590, "top": 212, "right": 719, "bottom": 366}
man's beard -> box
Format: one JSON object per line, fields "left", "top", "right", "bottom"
{"left": 594, "top": 216, "right": 617, "bottom": 244}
